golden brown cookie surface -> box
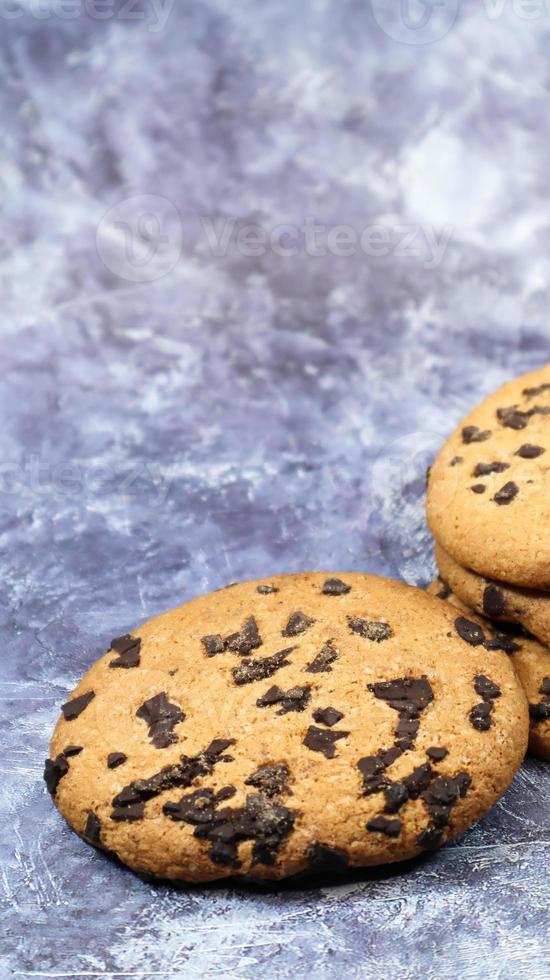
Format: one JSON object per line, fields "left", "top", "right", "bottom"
{"left": 427, "top": 365, "right": 550, "bottom": 588}
{"left": 427, "top": 576, "right": 550, "bottom": 761}
{"left": 46, "top": 572, "right": 528, "bottom": 883}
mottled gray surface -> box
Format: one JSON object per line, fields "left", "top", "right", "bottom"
{"left": 1, "top": 2, "right": 549, "bottom": 978}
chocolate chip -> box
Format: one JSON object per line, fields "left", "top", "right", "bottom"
{"left": 136, "top": 692, "right": 185, "bottom": 748}
{"left": 497, "top": 406, "right": 530, "bottom": 430}
{"left": 107, "top": 752, "right": 127, "bottom": 769}
{"left": 529, "top": 700, "right": 550, "bottom": 721}
{"left": 303, "top": 725, "right": 349, "bottom": 759}
{"left": 322, "top": 578, "right": 351, "bottom": 596}
{"left": 312, "top": 707, "right": 344, "bottom": 727}
{"left": 245, "top": 763, "right": 291, "bottom": 798}
{"left": 474, "top": 674, "right": 501, "bottom": 701}
{"left": 111, "top": 803, "right": 146, "bottom": 822}
{"left": 305, "top": 642, "right": 338, "bottom": 673}
{"left": 163, "top": 788, "right": 223, "bottom": 824}
{"left": 462, "top": 426, "right": 491, "bottom": 444}
{"left": 63, "top": 745, "right": 83, "bottom": 757}
{"left": 43, "top": 754, "right": 69, "bottom": 795}
{"left": 422, "top": 776, "right": 461, "bottom": 821}
{"left": 469, "top": 702, "right": 493, "bottom": 731}
{"left": 61, "top": 691, "right": 95, "bottom": 721}
{"left": 515, "top": 443, "right": 545, "bottom": 459}
{"left": 484, "top": 626, "right": 521, "bottom": 655}
{"left": 366, "top": 816, "right": 401, "bottom": 838}
{"left": 473, "top": 461, "right": 510, "bottom": 477}
{"left": 232, "top": 647, "right": 294, "bottom": 686}
{"left": 456, "top": 771, "right": 472, "bottom": 797}
{"left": 435, "top": 577, "right": 452, "bottom": 600}
{"left": 417, "top": 828, "right": 444, "bottom": 850}
{"left": 493, "top": 481, "right": 519, "bottom": 505}
{"left": 257, "top": 584, "right": 279, "bottom": 594}
{"left": 403, "top": 763, "right": 433, "bottom": 799}
{"left": 282, "top": 611, "right": 316, "bottom": 637}
{"left": 426, "top": 747, "right": 448, "bottom": 762}
{"left": 455, "top": 617, "right": 485, "bottom": 646}
{"left": 483, "top": 585, "right": 507, "bottom": 619}
{"left": 306, "top": 842, "right": 349, "bottom": 874}
{"left": 540, "top": 677, "right": 550, "bottom": 695}
{"left": 201, "top": 634, "right": 225, "bottom": 656}
{"left": 84, "top": 813, "right": 102, "bottom": 846}
{"left": 450, "top": 456, "right": 463, "bottom": 466}
{"left": 383, "top": 781, "right": 409, "bottom": 814}
{"left": 522, "top": 383, "right": 550, "bottom": 398}
{"left": 471, "top": 484, "right": 486, "bottom": 494}
{"left": 109, "top": 635, "right": 141, "bottom": 669}
{"left": 369, "top": 676, "right": 434, "bottom": 712}
{"left": 349, "top": 618, "right": 393, "bottom": 642}
{"left": 225, "top": 616, "right": 263, "bottom": 655}
{"left": 256, "top": 684, "right": 311, "bottom": 715}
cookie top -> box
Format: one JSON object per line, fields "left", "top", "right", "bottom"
{"left": 436, "top": 541, "right": 550, "bottom": 648}
{"left": 428, "top": 576, "right": 550, "bottom": 761}
{"left": 45, "top": 572, "right": 528, "bottom": 883}
{"left": 427, "top": 365, "right": 550, "bottom": 588}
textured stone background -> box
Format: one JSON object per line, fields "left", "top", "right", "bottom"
{"left": 1, "top": 2, "right": 549, "bottom": 978}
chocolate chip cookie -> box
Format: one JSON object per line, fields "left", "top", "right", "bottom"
{"left": 427, "top": 577, "right": 550, "bottom": 760}
{"left": 45, "top": 573, "right": 528, "bottom": 882}
{"left": 427, "top": 365, "right": 550, "bottom": 589}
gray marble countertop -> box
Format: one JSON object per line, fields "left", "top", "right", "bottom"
{"left": 1, "top": 3, "right": 549, "bottom": 978}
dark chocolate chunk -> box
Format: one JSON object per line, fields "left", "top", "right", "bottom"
{"left": 312, "top": 706, "right": 345, "bottom": 727}
{"left": 256, "top": 684, "right": 311, "bottom": 715}
{"left": 403, "top": 763, "right": 433, "bottom": 799}
{"left": 305, "top": 642, "right": 338, "bottom": 673}
{"left": 497, "top": 406, "right": 530, "bottom": 430}
{"left": 322, "top": 578, "right": 351, "bottom": 596}
{"left": 225, "top": 616, "right": 262, "bottom": 655}
{"left": 540, "top": 677, "right": 550, "bottom": 695}
{"left": 369, "top": 676, "right": 433, "bottom": 712}
{"left": 462, "top": 426, "right": 491, "bottom": 444}
{"left": 456, "top": 771, "right": 472, "bottom": 797}
{"left": 61, "top": 691, "right": 95, "bottom": 721}
{"left": 232, "top": 647, "right": 294, "bottom": 686}
{"left": 44, "top": 754, "right": 69, "bottom": 796}
{"left": 257, "top": 584, "right": 279, "bottom": 594}
{"left": 282, "top": 611, "right": 316, "bottom": 637}
{"left": 426, "top": 747, "right": 448, "bottom": 762}
{"left": 109, "top": 635, "right": 141, "bottom": 669}
{"left": 435, "top": 577, "right": 452, "bottom": 600}
{"left": 473, "top": 461, "right": 510, "bottom": 477}
{"left": 201, "top": 634, "right": 225, "bottom": 657}
{"left": 450, "top": 456, "right": 463, "bottom": 466}
{"left": 357, "top": 754, "right": 389, "bottom": 796}
{"left": 469, "top": 702, "right": 493, "bottom": 731}
{"left": 111, "top": 803, "right": 146, "bottom": 822}
{"left": 470, "top": 484, "right": 486, "bottom": 494}
{"left": 484, "top": 626, "right": 521, "bottom": 655}
{"left": 483, "top": 585, "right": 507, "bottom": 619}
{"left": 136, "top": 692, "right": 185, "bottom": 748}
{"left": 366, "top": 816, "right": 401, "bottom": 838}
{"left": 417, "top": 828, "right": 444, "bottom": 850}
{"left": 515, "top": 443, "right": 545, "bottom": 459}
{"left": 474, "top": 674, "right": 501, "bottom": 701}
{"left": 455, "top": 617, "right": 485, "bottom": 646}
{"left": 522, "top": 383, "right": 550, "bottom": 398}
{"left": 84, "top": 813, "right": 102, "bottom": 846}
{"left": 245, "top": 763, "right": 291, "bottom": 798}
{"left": 163, "top": 788, "right": 226, "bottom": 824}
{"left": 303, "top": 725, "right": 349, "bottom": 759}
{"left": 383, "top": 781, "right": 409, "bottom": 814}
{"left": 63, "top": 745, "right": 83, "bottom": 757}
{"left": 529, "top": 700, "right": 550, "bottom": 721}
{"left": 306, "top": 842, "right": 349, "bottom": 874}
{"left": 107, "top": 752, "right": 127, "bottom": 769}
{"left": 349, "top": 617, "right": 393, "bottom": 642}
{"left": 493, "top": 481, "right": 519, "bottom": 505}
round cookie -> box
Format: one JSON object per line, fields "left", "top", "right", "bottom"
{"left": 45, "top": 572, "right": 528, "bottom": 883}
{"left": 427, "top": 364, "right": 550, "bottom": 589}
{"left": 436, "top": 541, "right": 550, "bottom": 647}
{"left": 427, "top": 577, "right": 550, "bottom": 761}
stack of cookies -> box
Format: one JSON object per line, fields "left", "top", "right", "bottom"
{"left": 427, "top": 365, "right": 550, "bottom": 761}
